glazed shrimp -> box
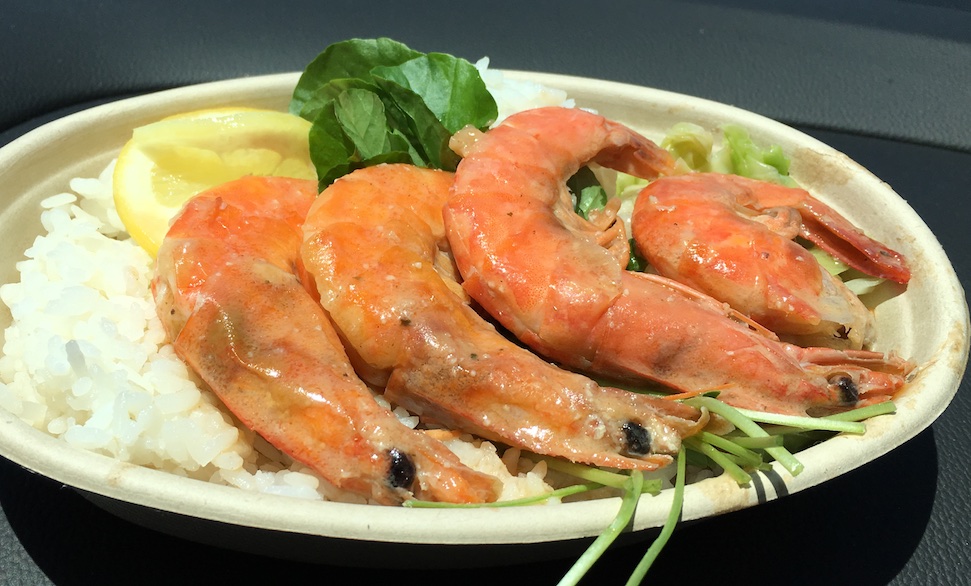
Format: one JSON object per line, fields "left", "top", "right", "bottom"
{"left": 301, "top": 164, "right": 703, "bottom": 471}
{"left": 152, "top": 176, "right": 500, "bottom": 505}
{"left": 444, "top": 107, "right": 912, "bottom": 416}
{"left": 631, "top": 172, "right": 910, "bottom": 349}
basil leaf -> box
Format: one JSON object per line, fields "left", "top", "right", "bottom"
{"left": 334, "top": 89, "right": 395, "bottom": 160}
{"left": 308, "top": 101, "right": 357, "bottom": 187}
{"left": 296, "top": 77, "right": 379, "bottom": 123}
{"left": 627, "top": 238, "right": 648, "bottom": 272}
{"left": 372, "top": 76, "right": 458, "bottom": 170}
{"left": 333, "top": 89, "right": 421, "bottom": 170}
{"left": 387, "top": 128, "right": 424, "bottom": 166}
{"left": 575, "top": 185, "right": 608, "bottom": 219}
{"left": 291, "top": 38, "right": 497, "bottom": 186}
{"left": 569, "top": 166, "right": 607, "bottom": 218}
{"left": 310, "top": 90, "right": 418, "bottom": 188}
{"left": 372, "top": 53, "right": 497, "bottom": 133}
{"left": 290, "top": 38, "right": 422, "bottom": 120}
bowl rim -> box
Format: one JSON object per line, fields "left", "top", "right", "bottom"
{"left": 0, "top": 70, "right": 967, "bottom": 547}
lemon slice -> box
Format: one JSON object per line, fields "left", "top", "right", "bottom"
{"left": 113, "top": 107, "right": 316, "bottom": 256}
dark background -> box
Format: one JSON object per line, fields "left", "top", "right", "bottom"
{"left": 2, "top": 1, "right": 969, "bottom": 584}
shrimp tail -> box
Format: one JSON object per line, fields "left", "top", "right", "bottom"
{"left": 795, "top": 197, "right": 911, "bottom": 284}
{"left": 722, "top": 174, "right": 911, "bottom": 284}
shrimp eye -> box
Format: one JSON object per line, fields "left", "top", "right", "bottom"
{"left": 830, "top": 375, "right": 859, "bottom": 404}
{"left": 387, "top": 448, "right": 416, "bottom": 489}
{"left": 622, "top": 421, "right": 651, "bottom": 456}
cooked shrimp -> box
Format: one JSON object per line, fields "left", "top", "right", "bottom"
{"left": 444, "top": 107, "right": 913, "bottom": 416}
{"left": 631, "top": 172, "right": 910, "bottom": 349}
{"left": 301, "top": 164, "right": 704, "bottom": 471}
{"left": 152, "top": 176, "right": 500, "bottom": 505}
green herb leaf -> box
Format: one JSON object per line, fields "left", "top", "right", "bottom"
{"left": 308, "top": 94, "right": 415, "bottom": 187}
{"left": 627, "top": 238, "right": 648, "bottom": 272}
{"left": 370, "top": 75, "right": 459, "bottom": 170}
{"left": 334, "top": 89, "right": 395, "bottom": 159}
{"left": 576, "top": 185, "right": 608, "bottom": 219}
{"left": 306, "top": 101, "right": 357, "bottom": 187}
{"left": 290, "top": 38, "right": 422, "bottom": 120}
{"left": 291, "top": 38, "right": 497, "bottom": 187}
{"left": 371, "top": 53, "right": 497, "bottom": 133}
{"left": 568, "top": 166, "right": 604, "bottom": 218}
{"left": 294, "top": 77, "right": 380, "bottom": 123}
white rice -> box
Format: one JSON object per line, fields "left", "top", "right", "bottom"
{"left": 476, "top": 57, "right": 576, "bottom": 125}
{"left": 0, "top": 66, "right": 570, "bottom": 503}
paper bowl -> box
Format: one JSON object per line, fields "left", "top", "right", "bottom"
{"left": 0, "top": 72, "right": 966, "bottom": 567}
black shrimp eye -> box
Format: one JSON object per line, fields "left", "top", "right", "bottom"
{"left": 387, "top": 448, "right": 416, "bottom": 490}
{"left": 830, "top": 375, "right": 859, "bottom": 404}
{"left": 622, "top": 421, "right": 651, "bottom": 456}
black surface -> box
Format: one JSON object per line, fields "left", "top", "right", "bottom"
{"left": 2, "top": 1, "right": 969, "bottom": 584}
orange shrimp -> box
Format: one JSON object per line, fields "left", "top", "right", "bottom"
{"left": 301, "top": 164, "right": 703, "bottom": 471}
{"left": 631, "top": 172, "right": 910, "bottom": 349}
{"left": 152, "top": 176, "right": 500, "bottom": 505}
{"left": 444, "top": 107, "right": 913, "bottom": 416}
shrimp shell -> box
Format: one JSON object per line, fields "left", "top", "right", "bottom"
{"left": 301, "top": 164, "right": 704, "bottom": 471}
{"left": 445, "top": 107, "right": 913, "bottom": 416}
{"left": 153, "top": 176, "right": 501, "bottom": 505}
